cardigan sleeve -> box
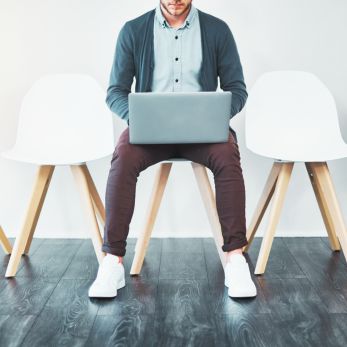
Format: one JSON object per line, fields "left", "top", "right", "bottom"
{"left": 105, "top": 22, "right": 135, "bottom": 124}
{"left": 217, "top": 24, "right": 248, "bottom": 119}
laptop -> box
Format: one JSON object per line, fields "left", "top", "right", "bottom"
{"left": 128, "top": 91, "right": 232, "bottom": 144}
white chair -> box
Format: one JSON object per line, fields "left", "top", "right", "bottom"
{"left": 243, "top": 70, "right": 347, "bottom": 274}
{"left": 130, "top": 158, "right": 227, "bottom": 275}
{"left": 2, "top": 73, "right": 114, "bottom": 277}
{"left": 0, "top": 225, "right": 12, "bottom": 254}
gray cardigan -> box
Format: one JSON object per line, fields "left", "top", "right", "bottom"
{"left": 106, "top": 8, "right": 248, "bottom": 143}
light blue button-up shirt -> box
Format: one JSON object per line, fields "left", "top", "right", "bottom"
{"left": 151, "top": 3, "right": 202, "bottom": 92}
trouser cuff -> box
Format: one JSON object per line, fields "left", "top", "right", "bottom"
{"left": 222, "top": 238, "right": 248, "bottom": 252}
{"left": 102, "top": 244, "right": 126, "bottom": 257}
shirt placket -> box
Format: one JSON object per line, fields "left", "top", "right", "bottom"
{"left": 173, "top": 29, "right": 183, "bottom": 92}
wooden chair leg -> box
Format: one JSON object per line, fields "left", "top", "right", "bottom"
{"left": 130, "top": 163, "right": 172, "bottom": 275}
{"left": 24, "top": 166, "right": 55, "bottom": 254}
{"left": 191, "top": 162, "right": 227, "bottom": 268}
{"left": 243, "top": 162, "right": 282, "bottom": 253}
{"left": 309, "top": 162, "right": 347, "bottom": 259}
{"left": 5, "top": 165, "right": 55, "bottom": 277}
{"left": 305, "top": 162, "right": 340, "bottom": 251}
{"left": 80, "top": 163, "right": 105, "bottom": 226}
{"left": 254, "top": 162, "right": 294, "bottom": 275}
{"left": 70, "top": 164, "right": 105, "bottom": 264}
{"left": 0, "top": 225, "right": 12, "bottom": 254}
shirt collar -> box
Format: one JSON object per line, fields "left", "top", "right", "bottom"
{"left": 155, "top": 3, "right": 197, "bottom": 29}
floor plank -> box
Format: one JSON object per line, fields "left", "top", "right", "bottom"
{"left": 85, "top": 314, "right": 155, "bottom": 347}
{"left": 246, "top": 237, "right": 306, "bottom": 279}
{"left": 162, "top": 237, "right": 203, "bottom": 254}
{"left": 20, "top": 279, "right": 99, "bottom": 347}
{"left": 283, "top": 237, "right": 347, "bottom": 313}
{"left": 95, "top": 278, "right": 157, "bottom": 316}
{"left": 62, "top": 240, "right": 99, "bottom": 280}
{"left": 0, "top": 238, "right": 45, "bottom": 279}
{"left": 213, "top": 312, "right": 281, "bottom": 347}
{"left": 158, "top": 251, "right": 207, "bottom": 280}
{"left": 259, "top": 277, "right": 346, "bottom": 346}
{"left": 154, "top": 278, "right": 217, "bottom": 346}
{"left": 16, "top": 239, "right": 83, "bottom": 280}
{"left": 0, "top": 314, "right": 37, "bottom": 347}
{"left": 0, "top": 276, "right": 59, "bottom": 315}
{"left": 0, "top": 236, "right": 346, "bottom": 347}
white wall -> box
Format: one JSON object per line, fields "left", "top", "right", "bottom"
{"left": 1, "top": 0, "right": 347, "bottom": 239}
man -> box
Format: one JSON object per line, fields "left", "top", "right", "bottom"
{"left": 89, "top": 0, "right": 257, "bottom": 299}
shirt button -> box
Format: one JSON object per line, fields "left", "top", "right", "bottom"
{"left": 175, "top": 79, "right": 179, "bottom": 83}
{"left": 175, "top": 35, "right": 178, "bottom": 39}
{"left": 175, "top": 57, "right": 179, "bottom": 61}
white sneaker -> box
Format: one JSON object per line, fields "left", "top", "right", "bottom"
{"left": 88, "top": 254, "right": 126, "bottom": 298}
{"left": 224, "top": 254, "right": 257, "bottom": 298}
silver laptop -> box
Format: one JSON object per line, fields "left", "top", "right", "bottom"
{"left": 128, "top": 91, "right": 231, "bottom": 144}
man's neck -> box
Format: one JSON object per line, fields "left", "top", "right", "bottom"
{"left": 160, "top": 3, "right": 191, "bottom": 29}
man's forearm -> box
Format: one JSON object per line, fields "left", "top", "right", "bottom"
{"left": 221, "top": 77, "right": 248, "bottom": 118}
{"left": 105, "top": 22, "right": 134, "bottom": 124}
{"left": 218, "top": 24, "right": 248, "bottom": 118}
{"left": 105, "top": 86, "right": 130, "bottom": 122}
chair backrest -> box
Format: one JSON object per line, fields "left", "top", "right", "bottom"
{"left": 245, "top": 70, "right": 346, "bottom": 161}
{"left": 11, "top": 73, "right": 114, "bottom": 164}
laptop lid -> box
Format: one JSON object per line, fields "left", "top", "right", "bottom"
{"left": 128, "top": 91, "right": 231, "bottom": 144}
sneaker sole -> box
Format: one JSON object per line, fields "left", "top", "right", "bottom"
{"left": 228, "top": 286, "right": 257, "bottom": 298}
{"left": 88, "top": 277, "right": 126, "bottom": 298}
{"left": 117, "top": 278, "right": 126, "bottom": 289}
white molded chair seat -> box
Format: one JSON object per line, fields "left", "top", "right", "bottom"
{"left": 2, "top": 73, "right": 113, "bottom": 277}
{"left": 243, "top": 70, "right": 347, "bottom": 274}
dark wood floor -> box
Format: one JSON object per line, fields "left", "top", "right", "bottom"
{"left": 1, "top": 236, "right": 347, "bottom": 346}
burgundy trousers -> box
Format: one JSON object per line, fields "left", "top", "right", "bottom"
{"left": 101, "top": 127, "right": 248, "bottom": 257}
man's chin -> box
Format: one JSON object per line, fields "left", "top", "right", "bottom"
{"left": 169, "top": 9, "right": 186, "bottom": 16}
